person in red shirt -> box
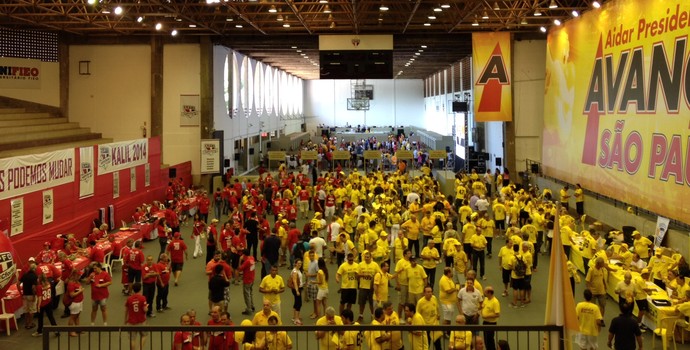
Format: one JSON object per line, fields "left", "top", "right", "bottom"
{"left": 286, "top": 200, "right": 298, "bottom": 222}
{"left": 155, "top": 253, "right": 172, "bottom": 313}
{"left": 192, "top": 213, "right": 206, "bottom": 259}
{"left": 66, "top": 272, "right": 84, "bottom": 337}
{"left": 33, "top": 274, "right": 57, "bottom": 337}
{"left": 272, "top": 193, "right": 283, "bottom": 221}
{"left": 239, "top": 249, "right": 256, "bottom": 315}
{"left": 286, "top": 223, "right": 301, "bottom": 263}
{"left": 230, "top": 228, "right": 246, "bottom": 284}
{"left": 167, "top": 232, "right": 188, "bottom": 286}
{"left": 57, "top": 251, "right": 74, "bottom": 318}
{"left": 157, "top": 218, "right": 171, "bottom": 257}
{"left": 36, "top": 241, "right": 56, "bottom": 264}
{"left": 126, "top": 241, "right": 145, "bottom": 295}
{"left": 324, "top": 190, "right": 336, "bottom": 219}
{"left": 220, "top": 222, "right": 233, "bottom": 253}
{"left": 87, "top": 262, "right": 112, "bottom": 325}
{"left": 125, "top": 282, "right": 148, "bottom": 349}
{"left": 297, "top": 187, "right": 310, "bottom": 219}
{"left": 206, "top": 219, "right": 219, "bottom": 264}
{"left": 166, "top": 182, "right": 175, "bottom": 203}
{"left": 142, "top": 255, "right": 159, "bottom": 318}
{"left": 222, "top": 184, "right": 232, "bottom": 216}
{"left": 89, "top": 240, "right": 106, "bottom": 264}
{"left": 120, "top": 239, "right": 134, "bottom": 295}
{"left": 187, "top": 309, "right": 205, "bottom": 349}
{"left": 206, "top": 305, "right": 225, "bottom": 350}
{"left": 198, "top": 191, "right": 211, "bottom": 223}
{"left": 174, "top": 313, "right": 194, "bottom": 350}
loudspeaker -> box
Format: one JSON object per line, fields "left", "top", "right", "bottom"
{"left": 234, "top": 153, "right": 240, "bottom": 161}
{"left": 266, "top": 142, "right": 272, "bottom": 150}
{"left": 397, "top": 128, "right": 405, "bottom": 137}
{"left": 495, "top": 157, "right": 502, "bottom": 167}
{"left": 452, "top": 101, "right": 468, "bottom": 112}
{"left": 224, "top": 159, "right": 230, "bottom": 167}
{"left": 168, "top": 168, "right": 177, "bottom": 179}
{"left": 249, "top": 148, "right": 255, "bottom": 155}
{"left": 445, "top": 146, "right": 451, "bottom": 153}
{"left": 530, "top": 163, "right": 540, "bottom": 174}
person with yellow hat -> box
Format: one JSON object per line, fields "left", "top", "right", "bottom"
{"left": 632, "top": 231, "right": 652, "bottom": 261}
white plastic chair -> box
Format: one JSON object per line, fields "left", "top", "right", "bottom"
{"left": 110, "top": 246, "right": 125, "bottom": 272}
{"left": 0, "top": 298, "right": 18, "bottom": 336}
{"left": 101, "top": 252, "right": 113, "bottom": 275}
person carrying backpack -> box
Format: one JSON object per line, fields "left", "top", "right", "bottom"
{"left": 509, "top": 244, "right": 527, "bottom": 308}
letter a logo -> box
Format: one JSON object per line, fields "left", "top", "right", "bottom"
{"left": 476, "top": 43, "right": 510, "bottom": 112}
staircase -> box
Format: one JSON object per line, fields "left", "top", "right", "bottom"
{"left": 0, "top": 107, "right": 112, "bottom": 159}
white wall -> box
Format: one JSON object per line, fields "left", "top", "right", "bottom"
{"left": 162, "top": 44, "right": 201, "bottom": 175}
{"left": 69, "top": 45, "right": 151, "bottom": 141}
{"left": 304, "top": 79, "right": 424, "bottom": 132}
{"left": 0, "top": 61, "right": 60, "bottom": 107}
{"left": 484, "top": 121, "right": 504, "bottom": 171}
{"left": 513, "top": 40, "right": 546, "bottom": 172}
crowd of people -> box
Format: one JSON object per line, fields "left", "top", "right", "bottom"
{"left": 19, "top": 144, "right": 684, "bottom": 350}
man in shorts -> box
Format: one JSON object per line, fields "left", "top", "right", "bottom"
{"left": 20, "top": 261, "right": 39, "bottom": 329}
{"left": 125, "top": 282, "right": 148, "bottom": 350}
{"left": 357, "top": 251, "right": 380, "bottom": 322}
{"left": 394, "top": 249, "right": 412, "bottom": 318}
{"left": 336, "top": 253, "right": 359, "bottom": 314}
{"left": 167, "top": 232, "right": 188, "bottom": 286}
{"left": 576, "top": 289, "right": 603, "bottom": 350}
{"left": 126, "top": 241, "right": 145, "bottom": 295}
{"left": 88, "top": 262, "right": 112, "bottom": 325}
{"left": 438, "top": 267, "right": 458, "bottom": 326}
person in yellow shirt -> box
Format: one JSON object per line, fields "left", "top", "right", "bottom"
{"left": 453, "top": 242, "right": 469, "bottom": 283}
{"left": 575, "top": 289, "right": 603, "bottom": 350}
{"left": 497, "top": 240, "right": 515, "bottom": 297}
{"left": 438, "top": 267, "right": 458, "bottom": 326}
{"left": 259, "top": 266, "right": 285, "bottom": 319}
{"left": 416, "top": 286, "right": 442, "bottom": 350}
{"left": 585, "top": 257, "right": 608, "bottom": 320}
{"left": 458, "top": 200, "right": 473, "bottom": 226}
{"left": 470, "top": 229, "right": 488, "bottom": 281}
{"left": 481, "top": 287, "right": 501, "bottom": 350}
{"left": 401, "top": 216, "right": 421, "bottom": 258}
{"left": 265, "top": 315, "right": 292, "bottom": 350}
{"left": 404, "top": 302, "right": 429, "bottom": 350}
{"left": 374, "top": 261, "right": 395, "bottom": 307}
{"left": 394, "top": 249, "right": 412, "bottom": 316}
{"left": 633, "top": 269, "right": 654, "bottom": 327}
{"left": 449, "top": 315, "right": 472, "bottom": 350}
{"left": 560, "top": 222, "right": 576, "bottom": 259}
{"left": 367, "top": 307, "right": 392, "bottom": 350}
{"left": 406, "top": 257, "right": 428, "bottom": 304}
{"left": 383, "top": 301, "right": 403, "bottom": 350}
{"left": 393, "top": 229, "right": 409, "bottom": 264}
{"left": 336, "top": 309, "right": 360, "bottom": 350}
{"left": 315, "top": 307, "right": 343, "bottom": 350}
{"left": 336, "top": 253, "right": 359, "bottom": 314}
{"left": 420, "top": 240, "right": 441, "bottom": 288}
{"left": 492, "top": 200, "right": 507, "bottom": 237}
{"left": 632, "top": 231, "right": 653, "bottom": 260}
{"left": 559, "top": 185, "right": 571, "bottom": 210}
{"left": 357, "top": 251, "right": 381, "bottom": 322}
{"left": 420, "top": 211, "right": 435, "bottom": 247}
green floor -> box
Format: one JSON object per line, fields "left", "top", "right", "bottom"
{"left": 2, "top": 211, "right": 689, "bottom": 350}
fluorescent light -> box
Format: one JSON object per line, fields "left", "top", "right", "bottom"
{"left": 155, "top": 23, "right": 162, "bottom": 30}
{"left": 114, "top": 6, "right": 123, "bottom": 15}
{"left": 441, "top": 4, "right": 450, "bottom": 8}
{"left": 571, "top": 10, "right": 579, "bottom": 17}
{"left": 554, "top": 19, "right": 561, "bottom": 25}
{"left": 540, "top": 26, "right": 547, "bottom": 32}
{"left": 472, "top": 19, "right": 479, "bottom": 26}
{"left": 226, "top": 18, "right": 233, "bottom": 21}
{"left": 277, "top": 14, "right": 284, "bottom": 21}
{"left": 137, "top": 16, "right": 144, "bottom": 23}
{"left": 235, "top": 24, "right": 243, "bottom": 28}
{"left": 520, "top": 18, "right": 528, "bottom": 25}
{"left": 434, "top": 7, "right": 442, "bottom": 12}
{"left": 171, "top": 29, "right": 178, "bottom": 36}
{"left": 421, "top": 45, "right": 427, "bottom": 48}
{"left": 482, "top": 10, "right": 489, "bottom": 19}
{"left": 189, "top": 24, "right": 196, "bottom": 28}
{"left": 380, "top": 5, "right": 389, "bottom": 11}
{"left": 268, "top": 5, "right": 277, "bottom": 13}
{"left": 283, "top": 23, "right": 290, "bottom": 27}
{"left": 549, "top": 0, "right": 558, "bottom": 9}
{"left": 423, "top": 22, "right": 431, "bottom": 26}
{"left": 428, "top": 15, "right": 436, "bottom": 19}
{"left": 592, "top": 1, "right": 600, "bottom": 8}
{"left": 87, "top": 0, "right": 96, "bottom": 4}
{"left": 534, "top": 9, "right": 542, "bottom": 16}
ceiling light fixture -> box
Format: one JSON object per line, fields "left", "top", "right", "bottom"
{"left": 434, "top": 6, "right": 442, "bottom": 12}
{"left": 277, "top": 14, "right": 284, "bottom": 21}
{"left": 482, "top": 10, "right": 489, "bottom": 19}
{"left": 554, "top": 19, "right": 561, "bottom": 25}
{"left": 137, "top": 16, "right": 144, "bottom": 23}
{"left": 268, "top": 5, "right": 277, "bottom": 13}
{"left": 520, "top": 18, "right": 528, "bottom": 25}
{"left": 441, "top": 3, "right": 450, "bottom": 8}
{"left": 319, "top": 0, "right": 328, "bottom": 3}
{"left": 534, "top": 9, "right": 542, "bottom": 16}
{"left": 472, "top": 17, "right": 479, "bottom": 26}
{"left": 171, "top": 29, "right": 178, "bottom": 36}
{"left": 592, "top": 1, "right": 601, "bottom": 8}
{"left": 380, "top": 4, "right": 389, "bottom": 11}
{"left": 114, "top": 6, "right": 123, "bottom": 15}
{"left": 155, "top": 22, "right": 163, "bottom": 30}
{"left": 549, "top": 0, "right": 558, "bottom": 9}
{"left": 327, "top": 14, "right": 334, "bottom": 21}
{"left": 226, "top": 18, "right": 233, "bottom": 21}
{"left": 423, "top": 22, "right": 431, "bottom": 26}
{"left": 421, "top": 45, "right": 427, "bottom": 48}
{"left": 540, "top": 26, "right": 547, "bottom": 32}
{"left": 235, "top": 24, "right": 243, "bottom": 28}
{"left": 101, "top": 9, "right": 110, "bottom": 14}
{"left": 283, "top": 23, "right": 291, "bottom": 27}
{"left": 323, "top": 5, "right": 331, "bottom": 13}
{"left": 87, "top": 0, "right": 96, "bottom": 4}
{"left": 189, "top": 24, "right": 197, "bottom": 28}
{"left": 571, "top": 10, "right": 579, "bottom": 17}
{"left": 493, "top": 2, "right": 500, "bottom": 10}
{"left": 330, "top": 21, "right": 336, "bottom": 28}
{"left": 428, "top": 15, "right": 436, "bottom": 19}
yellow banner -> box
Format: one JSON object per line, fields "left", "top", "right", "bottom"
{"left": 267, "top": 151, "right": 286, "bottom": 161}
{"left": 300, "top": 151, "right": 318, "bottom": 160}
{"left": 472, "top": 32, "right": 512, "bottom": 122}
{"left": 395, "top": 150, "right": 413, "bottom": 159}
{"left": 543, "top": 0, "right": 690, "bottom": 222}
{"left": 363, "top": 150, "right": 382, "bottom": 160}
{"left": 332, "top": 151, "right": 351, "bottom": 160}
{"left": 428, "top": 150, "right": 447, "bottom": 159}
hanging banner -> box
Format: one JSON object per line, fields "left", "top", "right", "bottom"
{"left": 145, "top": 163, "right": 150, "bottom": 187}
{"left": 10, "top": 198, "right": 23, "bottom": 236}
{"left": 97, "top": 139, "right": 148, "bottom": 175}
{"left": 180, "top": 94, "right": 200, "bottom": 126}
{"left": 654, "top": 216, "right": 671, "bottom": 248}
{"left": 0, "top": 57, "right": 42, "bottom": 89}
{"left": 79, "top": 146, "right": 94, "bottom": 199}
{"left": 130, "top": 168, "right": 137, "bottom": 192}
{"left": 0, "top": 148, "right": 75, "bottom": 201}
{"left": 42, "top": 189, "right": 53, "bottom": 225}
{"left": 472, "top": 32, "right": 512, "bottom": 122}
{"left": 113, "top": 171, "right": 120, "bottom": 199}
{"left": 200, "top": 139, "right": 221, "bottom": 174}
{"left": 543, "top": 0, "right": 690, "bottom": 223}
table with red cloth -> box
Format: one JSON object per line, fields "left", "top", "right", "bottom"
{"left": 131, "top": 220, "right": 160, "bottom": 241}
{"left": 94, "top": 229, "right": 143, "bottom": 255}
{"left": 2, "top": 255, "right": 91, "bottom": 320}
